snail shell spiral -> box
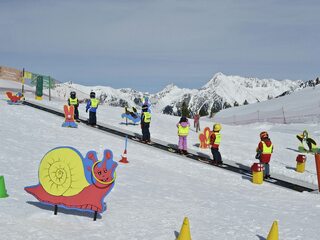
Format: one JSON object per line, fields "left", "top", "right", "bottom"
{"left": 39, "top": 147, "right": 89, "bottom": 196}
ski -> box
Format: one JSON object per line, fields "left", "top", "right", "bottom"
{"left": 130, "top": 137, "right": 154, "bottom": 145}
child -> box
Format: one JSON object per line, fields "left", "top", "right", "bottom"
{"left": 68, "top": 91, "right": 79, "bottom": 121}
{"left": 210, "top": 123, "right": 222, "bottom": 165}
{"left": 193, "top": 112, "right": 200, "bottom": 133}
{"left": 141, "top": 104, "right": 151, "bottom": 143}
{"left": 256, "top": 131, "right": 273, "bottom": 179}
{"left": 176, "top": 116, "right": 190, "bottom": 154}
{"left": 86, "top": 91, "right": 99, "bottom": 126}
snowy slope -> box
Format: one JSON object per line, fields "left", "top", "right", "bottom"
{"left": 214, "top": 84, "right": 320, "bottom": 124}
{"left": 1, "top": 91, "right": 320, "bottom": 240}
{"left": 22, "top": 92, "right": 320, "bottom": 187}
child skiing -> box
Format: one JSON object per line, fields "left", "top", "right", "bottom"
{"left": 210, "top": 123, "right": 222, "bottom": 165}
{"left": 68, "top": 91, "right": 79, "bottom": 121}
{"left": 86, "top": 91, "right": 99, "bottom": 126}
{"left": 255, "top": 131, "right": 273, "bottom": 179}
{"left": 140, "top": 104, "right": 151, "bottom": 143}
{"left": 176, "top": 116, "right": 190, "bottom": 154}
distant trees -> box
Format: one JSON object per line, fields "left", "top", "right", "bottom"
{"left": 243, "top": 100, "right": 249, "bottom": 105}
{"left": 223, "top": 102, "right": 232, "bottom": 109}
{"left": 233, "top": 101, "right": 239, "bottom": 107}
{"left": 199, "top": 104, "right": 209, "bottom": 116}
{"left": 163, "top": 105, "right": 173, "bottom": 115}
{"left": 210, "top": 101, "right": 222, "bottom": 117}
{"left": 181, "top": 102, "right": 190, "bottom": 117}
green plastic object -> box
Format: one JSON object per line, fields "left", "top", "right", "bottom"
{"left": 35, "top": 76, "right": 43, "bottom": 98}
{"left": 0, "top": 176, "right": 9, "bottom": 198}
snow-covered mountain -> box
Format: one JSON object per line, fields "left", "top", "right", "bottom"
{"left": 38, "top": 73, "right": 320, "bottom": 115}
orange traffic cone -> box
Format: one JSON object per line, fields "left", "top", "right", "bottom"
{"left": 119, "top": 149, "right": 129, "bottom": 163}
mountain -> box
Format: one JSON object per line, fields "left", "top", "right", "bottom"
{"left": 49, "top": 73, "right": 319, "bottom": 115}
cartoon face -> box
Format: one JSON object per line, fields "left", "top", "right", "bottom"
{"left": 93, "top": 160, "right": 115, "bottom": 184}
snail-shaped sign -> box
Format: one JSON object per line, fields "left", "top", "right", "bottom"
{"left": 25, "top": 147, "right": 117, "bottom": 220}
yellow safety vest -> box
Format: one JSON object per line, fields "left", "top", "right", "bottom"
{"left": 178, "top": 124, "right": 189, "bottom": 136}
{"left": 261, "top": 141, "right": 273, "bottom": 154}
{"left": 69, "top": 98, "right": 78, "bottom": 105}
{"left": 91, "top": 99, "right": 99, "bottom": 108}
{"left": 214, "top": 132, "right": 221, "bottom": 144}
{"left": 143, "top": 112, "right": 151, "bottom": 123}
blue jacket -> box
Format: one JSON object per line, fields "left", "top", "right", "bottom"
{"left": 86, "top": 99, "right": 99, "bottom": 112}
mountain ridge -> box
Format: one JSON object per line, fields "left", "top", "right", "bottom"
{"left": 51, "top": 72, "right": 319, "bottom": 115}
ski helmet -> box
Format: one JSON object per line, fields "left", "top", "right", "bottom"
{"left": 142, "top": 104, "right": 148, "bottom": 112}
{"left": 213, "top": 123, "right": 221, "bottom": 132}
{"left": 90, "top": 91, "right": 96, "bottom": 98}
{"left": 70, "top": 91, "right": 76, "bottom": 98}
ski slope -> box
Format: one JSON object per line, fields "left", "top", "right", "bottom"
{"left": 21, "top": 94, "right": 320, "bottom": 188}
{"left": 1, "top": 90, "right": 320, "bottom": 239}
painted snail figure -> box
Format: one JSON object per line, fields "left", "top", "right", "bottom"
{"left": 25, "top": 147, "right": 117, "bottom": 214}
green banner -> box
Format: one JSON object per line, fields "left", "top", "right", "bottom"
{"left": 36, "top": 76, "right": 43, "bottom": 97}
{"left": 31, "top": 73, "right": 55, "bottom": 89}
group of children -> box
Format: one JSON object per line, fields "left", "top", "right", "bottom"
{"left": 67, "top": 91, "right": 100, "bottom": 126}
{"left": 67, "top": 91, "right": 273, "bottom": 179}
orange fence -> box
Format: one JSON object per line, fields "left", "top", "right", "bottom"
{"left": 0, "top": 66, "right": 22, "bottom": 82}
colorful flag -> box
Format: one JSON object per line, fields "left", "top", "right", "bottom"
{"left": 24, "top": 71, "right": 32, "bottom": 79}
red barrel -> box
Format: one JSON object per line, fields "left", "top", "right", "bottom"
{"left": 296, "top": 154, "right": 306, "bottom": 163}
{"left": 251, "top": 163, "right": 264, "bottom": 172}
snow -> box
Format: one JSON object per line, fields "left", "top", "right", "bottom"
{"left": 214, "top": 84, "right": 320, "bottom": 124}
{"left": 1, "top": 88, "right": 320, "bottom": 239}
{"left": 203, "top": 72, "right": 301, "bottom": 104}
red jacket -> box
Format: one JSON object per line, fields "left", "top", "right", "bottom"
{"left": 193, "top": 114, "right": 200, "bottom": 124}
{"left": 210, "top": 132, "right": 221, "bottom": 149}
{"left": 257, "top": 139, "right": 273, "bottom": 164}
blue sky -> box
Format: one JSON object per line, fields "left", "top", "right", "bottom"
{"left": 0, "top": 0, "right": 319, "bottom": 92}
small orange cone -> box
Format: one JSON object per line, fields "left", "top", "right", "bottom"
{"left": 119, "top": 149, "right": 129, "bottom": 164}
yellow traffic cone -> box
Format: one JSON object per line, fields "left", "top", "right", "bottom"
{"left": 267, "top": 220, "right": 279, "bottom": 240}
{"left": 177, "top": 217, "right": 191, "bottom": 240}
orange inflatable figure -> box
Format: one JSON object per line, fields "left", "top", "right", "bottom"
{"left": 199, "top": 127, "right": 212, "bottom": 149}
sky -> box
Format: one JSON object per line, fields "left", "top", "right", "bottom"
{"left": 0, "top": 0, "right": 319, "bottom": 93}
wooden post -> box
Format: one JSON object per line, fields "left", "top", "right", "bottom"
{"left": 49, "top": 76, "right": 51, "bottom": 101}
{"left": 282, "top": 107, "right": 286, "bottom": 124}
{"left": 54, "top": 205, "right": 58, "bottom": 215}
{"left": 315, "top": 154, "right": 320, "bottom": 192}
{"left": 21, "top": 68, "right": 25, "bottom": 94}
